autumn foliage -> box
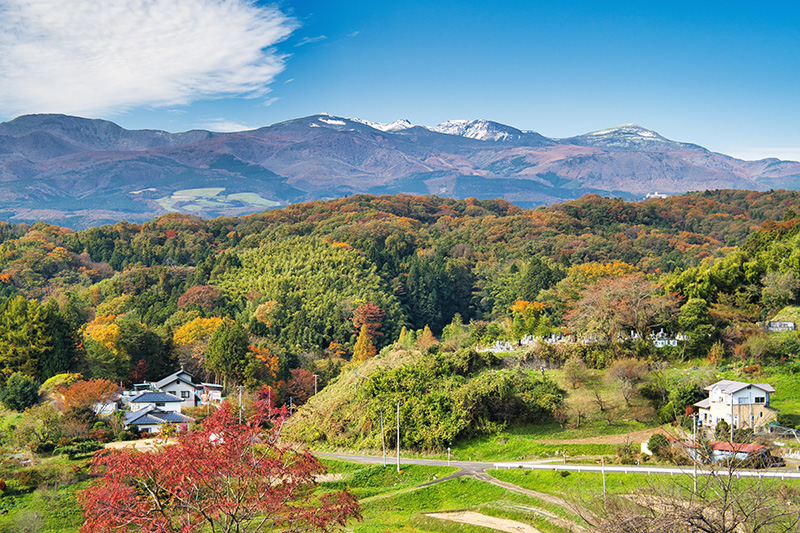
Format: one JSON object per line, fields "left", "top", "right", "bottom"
{"left": 80, "top": 403, "right": 360, "bottom": 533}
{"left": 177, "top": 285, "right": 220, "bottom": 309}
{"left": 352, "top": 302, "right": 385, "bottom": 338}
{"left": 57, "top": 379, "right": 120, "bottom": 412}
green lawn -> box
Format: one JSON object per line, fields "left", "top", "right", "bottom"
{"left": 355, "top": 477, "right": 569, "bottom": 533}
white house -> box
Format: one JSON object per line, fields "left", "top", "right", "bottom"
{"left": 199, "top": 383, "right": 224, "bottom": 404}
{"left": 127, "top": 391, "right": 185, "bottom": 413}
{"left": 155, "top": 368, "right": 200, "bottom": 409}
{"left": 124, "top": 406, "right": 195, "bottom": 434}
{"left": 694, "top": 380, "right": 778, "bottom": 431}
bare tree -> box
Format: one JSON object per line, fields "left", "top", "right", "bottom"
{"left": 607, "top": 358, "right": 648, "bottom": 408}
{"left": 591, "top": 439, "right": 800, "bottom": 533}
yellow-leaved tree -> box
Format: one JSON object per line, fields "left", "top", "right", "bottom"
{"left": 352, "top": 325, "right": 376, "bottom": 364}
{"left": 173, "top": 317, "right": 224, "bottom": 374}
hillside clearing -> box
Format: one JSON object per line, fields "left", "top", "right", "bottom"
{"left": 426, "top": 511, "right": 542, "bottom": 533}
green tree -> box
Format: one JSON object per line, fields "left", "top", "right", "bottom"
{"left": 205, "top": 320, "right": 251, "bottom": 391}
{"left": 38, "top": 300, "right": 80, "bottom": 380}
{"left": 519, "top": 256, "right": 563, "bottom": 301}
{"left": 116, "top": 318, "right": 176, "bottom": 382}
{"left": 678, "top": 298, "right": 715, "bottom": 359}
{"left": 0, "top": 296, "right": 50, "bottom": 382}
{"left": 0, "top": 372, "right": 39, "bottom": 410}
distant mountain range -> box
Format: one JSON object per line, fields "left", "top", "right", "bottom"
{"left": 1, "top": 113, "right": 799, "bottom": 228}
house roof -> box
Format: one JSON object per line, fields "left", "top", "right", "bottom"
{"left": 693, "top": 398, "right": 711, "bottom": 409}
{"left": 704, "top": 380, "right": 775, "bottom": 395}
{"left": 155, "top": 369, "right": 196, "bottom": 390}
{"left": 711, "top": 441, "right": 765, "bottom": 453}
{"left": 125, "top": 406, "right": 195, "bottom": 426}
{"left": 684, "top": 440, "right": 765, "bottom": 454}
{"left": 129, "top": 391, "right": 183, "bottom": 404}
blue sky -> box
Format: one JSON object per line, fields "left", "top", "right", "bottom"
{"left": 1, "top": 0, "right": 798, "bottom": 160}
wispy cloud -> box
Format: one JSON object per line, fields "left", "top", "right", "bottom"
{"left": 0, "top": 0, "right": 297, "bottom": 117}
{"left": 200, "top": 119, "right": 256, "bottom": 133}
{"left": 295, "top": 35, "right": 327, "bottom": 47}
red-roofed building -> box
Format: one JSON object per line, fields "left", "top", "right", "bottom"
{"left": 685, "top": 439, "right": 771, "bottom": 464}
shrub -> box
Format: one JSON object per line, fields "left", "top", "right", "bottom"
{"left": 16, "top": 468, "right": 44, "bottom": 488}
{"left": 617, "top": 444, "right": 637, "bottom": 465}
{"left": 647, "top": 433, "right": 670, "bottom": 457}
{"left": 0, "top": 372, "right": 39, "bottom": 411}
{"left": 0, "top": 479, "right": 6, "bottom": 491}
{"left": 33, "top": 440, "right": 57, "bottom": 454}
{"left": 56, "top": 440, "right": 103, "bottom": 460}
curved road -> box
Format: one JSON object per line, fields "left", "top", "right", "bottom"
{"left": 316, "top": 452, "right": 800, "bottom": 481}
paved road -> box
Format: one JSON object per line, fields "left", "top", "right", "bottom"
{"left": 316, "top": 452, "right": 800, "bottom": 481}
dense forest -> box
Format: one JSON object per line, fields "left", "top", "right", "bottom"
{"left": 2, "top": 189, "right": 800, "bottom": 419}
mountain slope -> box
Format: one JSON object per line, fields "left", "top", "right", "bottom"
{"left": 1, "top": 113, "right": 799, "bottom": 228}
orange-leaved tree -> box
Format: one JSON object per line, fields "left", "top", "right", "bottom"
{"left": 57, "top": 378, "right": 120, "bottom": 412}
{"left": 80, "top": 402, "right": 360, "bottom": 533}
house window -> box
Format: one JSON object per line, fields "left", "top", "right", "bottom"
{"left": 156, "top": 402, "right": 165, "bottom": 407}
{"left": 181, "top": 391, "right": 189, "bottom": 399}
{"left": 755, "top": 396, "right": 765, "bottom": 404}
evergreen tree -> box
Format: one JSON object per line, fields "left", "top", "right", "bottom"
{"left": 0, "top": 372, "right": 39, "bottom": 411}
{"left": 0, "top": 296, "right": 50, "bottom": 382}
{"left": 205, "top": 321, "right": 251, "bottom": 390}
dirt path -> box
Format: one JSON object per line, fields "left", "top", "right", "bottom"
{"left": 539, "top": 427, "right": 669, "bottom": 445}
{"left": 104, "top": 438, "right": 176, "bottom": 452}
{"left": 426, "top": 511, "right": 542, "bottom": 533}
{"left": 475, "top": 472, "right": 594, "bottom": 532}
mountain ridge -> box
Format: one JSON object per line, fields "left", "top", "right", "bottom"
{"left": 1, "top": 113, "right": 799, "bottom": 228}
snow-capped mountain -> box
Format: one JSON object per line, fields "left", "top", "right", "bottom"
{"left": 351, "top": 118, "right": 414, "bottom": 132}
{"left": 1, "top": 113, "right": 799, "bottom": 228}
{"left": 429, "top": 119, "right": 525, "bottom": 141}
{"left": 567, "top": 124, "right": 701, "bottom": 151}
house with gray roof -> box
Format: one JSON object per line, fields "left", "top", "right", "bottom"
{"left": 127, "top": 391, "right": 184, "bottom": 413}
{"left": 155, "top": 368, "right": 200, "bottom": 409}
{"left": 694, "top": 380, "right": 778, "bottom": 432}
{"left": 124, "top": 406, "right": 195, "bottom": 434}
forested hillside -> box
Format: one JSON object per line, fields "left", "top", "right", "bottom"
{"left": 1, "top": 189, "right": 800, "bottom": 425}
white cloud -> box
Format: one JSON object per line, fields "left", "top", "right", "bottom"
{"left": 200, "top": 119, "right": 256, "bottom": 133}
{"left": 295, "top": 35, "right": 327, "bottom": 47}
{"left": 0, "top": 0, "right": 297, "bottom": 117}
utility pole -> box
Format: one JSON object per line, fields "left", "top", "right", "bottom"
{"left": 601, "top": 456, "right": 607, "bottom": 509}
{"left": 447, "top": 447, "right": 451, "bottom": 466}
{"left": 289, "top": 396, "right": 293, "bottom": 415}
{"left": 238, "top": 386, "right": 243, "bottom": 424}
{"left": 396, "top": 402, "right": 401, "bottom": 473}
{"left": 380, "top": 411, "right": 386, "bottom": 467}
{"left": 313, "top": 374, "right": 318, "bottom": 395}
{"left": 693, "top": 414, "right": 698, "bottom": 493}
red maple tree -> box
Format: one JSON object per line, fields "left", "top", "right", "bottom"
{"left": 351, "top": 302, "right": 385, "bottom": 338}
{"left": 80, "top": 403, "right": 360, "bottom": 533}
